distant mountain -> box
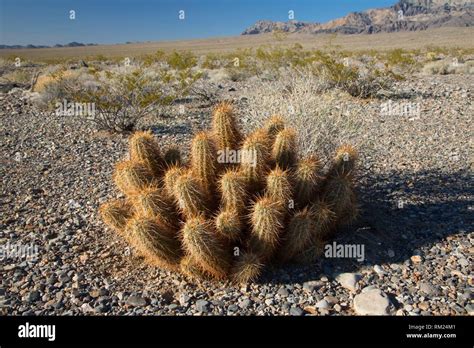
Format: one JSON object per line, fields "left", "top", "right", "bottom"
{"left": 242, "top": 0, "right": 473, "bottom": 35}
{"left": 0, "top": 42, "right": 98, "bottom": 49}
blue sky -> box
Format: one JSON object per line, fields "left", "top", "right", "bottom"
{"left": 0, "top": 0, "right": 397, "bottom": 45}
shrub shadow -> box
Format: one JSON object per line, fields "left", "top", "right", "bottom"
{"left": 262, "top": 168, "right": 472, "bottom": 284}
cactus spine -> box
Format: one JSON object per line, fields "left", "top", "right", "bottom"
{"left": 129, "top": 131, "right": 163, "bottom": 176}
{"left": 191, "top": 132, "right": 217, "bottom": 194}
{"left": 272, "top": 128, "right": 297, "bottom": 169}
{"left": 181, "top": 216, "right": 231, "bottom": 279}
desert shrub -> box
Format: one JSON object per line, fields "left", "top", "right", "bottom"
{"left": 100, "top": 103, "right": 360, "bottom": 282}
{"left": 166, "top": 50, "right": 198, "bottom": 71}
{"left": 71, "top": 66, "right": 201, "bottom": 132}
{"left": 422, "top": 59, "right": 474, "bottom": 75}
{"left": 240, "top": 68, "right": 365, "bottom": 160}
{"left": 33, "top": 62, "right": 202, "bottom": 132}
{"left": 141, "top": 50, "right": 166, "bottom": 67}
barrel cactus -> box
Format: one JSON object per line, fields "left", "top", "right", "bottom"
{"left": 99, "top": 102, "right": 359, "bottom": 283}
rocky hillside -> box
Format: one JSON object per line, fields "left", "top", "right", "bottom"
{"left": 242, "top": 0, "right": 473, "bottom": 35}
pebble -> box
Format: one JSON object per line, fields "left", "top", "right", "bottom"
{"left": 126, "top": 296, "right": 147, "bottom": 307}
{"left": 336, "top": 273, "right": 361, "bottom": 292}
{"left": 289, "top": 307, "right": 304, "bottom": 316}
{"left": 195, "top": 299, "right": 210, "bottom": 313}
{"left": 303, "top": 281, "right": 323, "bottom": 293}
{"left": 315, "top": 299, "right": 329, "bottom": 309}
{"left": 354, "top": 288, "right": 391, "bottom": 315}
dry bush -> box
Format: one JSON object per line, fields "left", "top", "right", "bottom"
{"left": 240, "top": 68, "right": 365, "bottom": 162}
{"left": 422, "top": 59, "right": 474, "bottom": 75}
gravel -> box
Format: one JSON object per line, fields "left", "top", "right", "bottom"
{"left": 0, "top": 73, "right": 472, "bottom": 316}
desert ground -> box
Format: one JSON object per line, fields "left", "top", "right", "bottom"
{"left": 0, "top": 27, "right": 473, "bottom": 59}
{"left": 0, "top": 28, "right": 472, "bottom": 316}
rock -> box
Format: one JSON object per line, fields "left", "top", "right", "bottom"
{"left": 28, "top": 291, "right": 41, "bottom": 303}
{"left": 336, "top": 273, "right": 361, "bottom": 292}
{"left": 419, "top": 282, "right": 440, "bottom": 296}
{"left": 353, "top": 288, "right": 391, "bottom": 315}
{"left": 465, "top": 304, "right": 474, "bottom": 315}
{"left": 195, "top": 299, "right": 209, "bottom": 313}
{"left": 264, "top": 299, "right": 274, "bottom": 306}
{"left": 373, "top": 265, "right": 385, "bottom": 275}
{"left": 387, "top": 249, "right": 395, "bottom": 258}
{"left": 178, "top": 293, "right": 191, "bottom": 306}
{"left": 277, "top": 287, "right": 289, "bottom": 296}
{"left": 126, "top": 296, "right": 147, "bottom": 307}
{"left": 411, "top": 255, "right": 423, "bottom": 263}
{"left": 303, "top": 281, "right": 323, "bottom": 293}
{"left": 239, "top": 298, "right": 252, "bottom": 309}
{"left": 289, "top": 307, "right": 304, "bottom": 316}
{"left": 315, "top": 299, "right": 330, "bottom": 309}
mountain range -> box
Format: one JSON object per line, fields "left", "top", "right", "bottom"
{"left": 242, "top": 0, "right": 473, "bottom": 35}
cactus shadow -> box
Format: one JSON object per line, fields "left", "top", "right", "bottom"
{"left": 261, "top": 168, "right": 472, "bottom": 284}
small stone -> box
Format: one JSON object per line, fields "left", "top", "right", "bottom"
{"left": 387, "top": 249, "right": 395, "bottom": 258}
{"left": 28, "top": 291, "right": 41, "bottom": 303}
{"left": 196, "top": 299, "right": 209, "bottom": 313}
{"left": 373, "top": 265, "right": 385, "bottom": 275}
{"left": 289, "top": 307, "right": 304, "bottom": 316}
{"left": 353, "top": 288, "right": 391, "bottom": 315}
{"left": 178, "top": 293, "right": 191, "bottom": 306}
{"left": 333, "top": 304, "right": 342, "bottom": 312}
{"left": 126, "top": 296, "right": 147, "bottom": 307}
{"left": 324, "top": 295, "right": 338, "bottom": 304}
{"left": 465, "top": 304, "right": 474, "bottom": 315}
{"left": 239, "top": 299, "right": 252, "bottom": 309}
{"left": 168, "top": 304, "right": 178, "bottom": 310}
{"left": 418, "top": 302, "right": 429, "bottom": 311}
{"left": 303, "top": 281, "right": 323, "bottom": 293}
{"left": 265, "top": 299, "right": 274, "bottom": 306}
{"left": 419, "top": 282, "right": 440, "bottom": 296}
{"left": 315, "top": 299, "right": 329, "bottom": 309}
{"left": 277, "top": 287, "right": 289, "bottom": 296}
{"left": 411, "top": 255, "right": 423, "bottom": 263}
{"left": 336, "top": 273, "right": 361, "bottom": 292}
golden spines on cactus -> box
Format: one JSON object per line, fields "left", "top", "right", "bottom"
{"left": 278, "top": 207, "right": 317, "bottom": 262}
{"left": 231, "top": 252, "right": 264, "bottom": 284}
{"left": 293, "top": 156, "right": 323, "bottom": 207}
{"left": 240, "top": 129, "right": 271, "bottom": 191}
{"left": 327, "top": 144, "right": 358, "bottom": 178}
{"left": 212, "top": 101, "right": 242, "bottom": 151}
{"left": 113, "top": 160, "right": 157, "bottom": 196}
{"left": 99, "top": 199, "right": 134, "bottom": 234}
{"left": 249, "top": 196, "right": 284, "bottom": 258}
{"left": 129, "top": 131, "right": 163, "bottom": 176}
{"left": 264, "top": 115, "right": 285, "bottom": 141}
{"left": 218, "top": 169, "right": 248, "bottom": 215}
{"left": 322, "top": 174, "right": 357, "bottom": 228}
{"left": 125, "top": 216, "right": 182, "bottom": 270}
{"left": 180, "top": 255, "right": 212, "bottom": 281}
{"left": 311, "top": 199, "right": 337, "bottom": 240}
{"left": 181, "top": 216, "right": 231, "bottom": 279}
{"left": 190, "top": 131, "right": 217, "bottom": 194}
{"left": 132, "top": 186, "right": 180, "bottom": 230}
{"left": 272, "top": 128, "right": 297, "bottom": 169}
{"left": 163, "top": 166, "right": 185, "bottom": 199}
{"left": 265, "top": 166, "right": 292, "bottom": 211}
{"left": 172, "top": 171, "right": 210, "bottom": 219}
{"left": 215, "top": 209, "right": 242, "bottom": 242}
{"left": 163, "top": 146, "right": 182, "bottom": 167}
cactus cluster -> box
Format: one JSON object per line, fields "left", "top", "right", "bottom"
{"left": 99, "top": 102, "right": 358, "bottom": 283}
